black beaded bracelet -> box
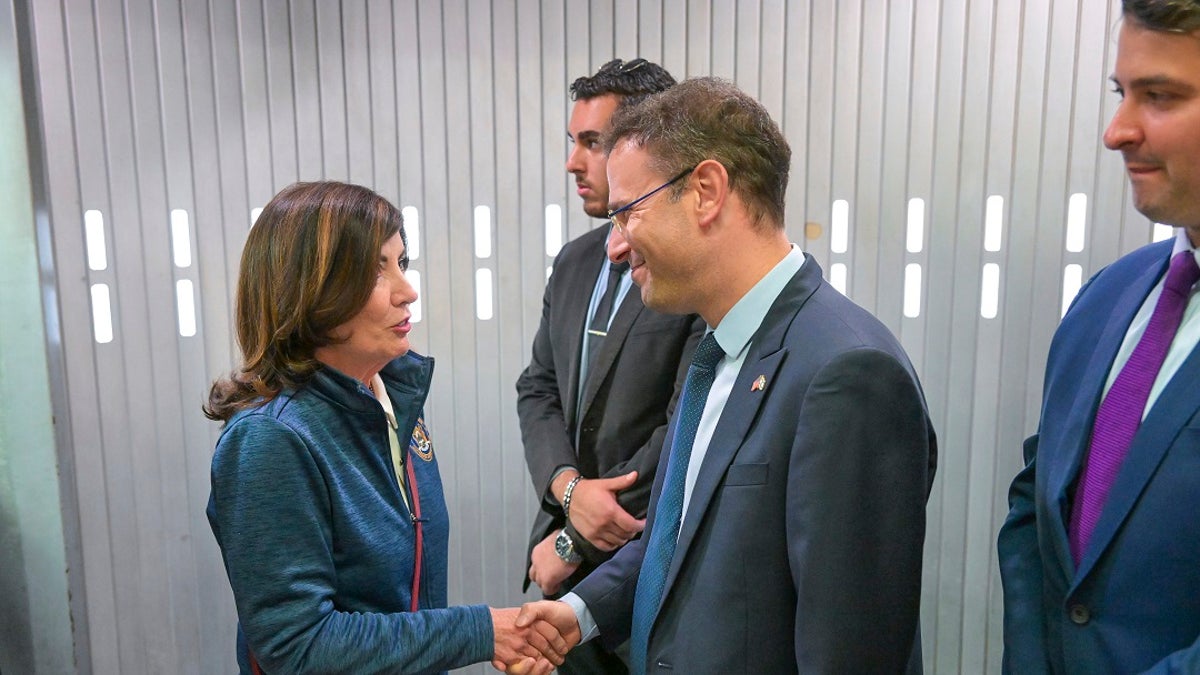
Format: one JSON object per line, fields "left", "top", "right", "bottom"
{"left": 562, "top": 475, "right": 582, "bottom": 519}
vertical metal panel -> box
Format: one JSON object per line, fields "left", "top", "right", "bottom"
{"left": 367, "top": 0, "right": 399, "bottom": 198}
{"left": 709, "top": 0, "right": 736, "bottom": 79}
{"left": 659, "top": 0, "right": 687, "bottom": 77}
{"left": 491, "top": 0, "right": 535, "bottom": 600}
{"left": 177, "top": 2, "right": 238, "bottom": 671}
{"left": 636, "top": 0, "right": 664, "bottom": 60}
{"left": 557, "top": 0, "right": 586, "bottom": 243}
{"left": 781, "top": 1, "right": 812, "bottom": 257}
{"left": 956, "top": 1, "right": 1003, "bottom": 670}
{"left": 289, "top": 1, "right": 322, "bottom": 179}
{"left": 19, "top": 1, "right": 1140, "bottom": 673}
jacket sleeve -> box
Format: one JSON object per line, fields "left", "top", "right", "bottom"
{"left": 207, "top": 415, "right": 493, "bottom": 674}
{"left": 786, "top": 348, "right": 934, "bottom": 672}
{"left": 996, "top": 434, "right": 1052, "bottom": 674}
{"left": 1142, "top": 637, "right": 1200, "bottom": 674}
{"left": 517, "top": 255, "right": 581, "bottom": 510}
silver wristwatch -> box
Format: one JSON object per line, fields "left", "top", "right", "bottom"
{"left": 554, "top": 529, "right": 583, "bottom": 565}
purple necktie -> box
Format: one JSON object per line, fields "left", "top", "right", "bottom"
{"left": 1069, "top": 250, "right": 1200, "bottom": 566}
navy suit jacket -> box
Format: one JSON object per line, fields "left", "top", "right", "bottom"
{"left": 573, "top": 255, "right": 937, "bottom": 673}
{"left": 999, "top": 240, "right": 1200, "bottom": 674}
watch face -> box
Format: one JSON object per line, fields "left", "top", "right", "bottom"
{"left": 555, "top": 531, "right": 572, "bottom": 557}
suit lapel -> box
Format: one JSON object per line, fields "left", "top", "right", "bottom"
{"left": 1074, "top": 334, "right": 1200, "bottom": 583}
{"left": 659, "top": 261, "right": 818, "bottom": 601}
{"left": 563, "top": 240, "right": 607, "bottom": 431}
{"left": 1045, "top": 261, "right": 1164, "bottom": 573}
{"left": 578, "top": 288, "right": 644, "bottom": 419}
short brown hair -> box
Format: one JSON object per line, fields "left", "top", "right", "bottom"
{"left": 1123, "top": 0, "right": 1200, "bottom": 32}
{"left": 204, "top": 181, "right": 403, "bottom": 421}
{"left": 602, "top": 77, "right": 791, "bottom": 229}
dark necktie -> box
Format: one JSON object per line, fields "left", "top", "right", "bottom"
{"left": 629, "top": 333, "right": 724, "bottom": 674}
{"left": 585, "top": 261, "right": 629, "bottom": 375}
{"left": 1069, "top": 250, "right": 1200, "bottom": 565}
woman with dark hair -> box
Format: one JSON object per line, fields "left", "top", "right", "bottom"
{"left": 205, "top": 181, "right": 564, "bottom": 674}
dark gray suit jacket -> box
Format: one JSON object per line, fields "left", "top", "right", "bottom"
{"left": 574, "top": 255, "right": 937, "bottom": 673}
{"left": 517, "top": 225, "right": 703, "bottom": 586}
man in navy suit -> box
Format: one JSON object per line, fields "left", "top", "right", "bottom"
{"left": 998, "top": 1, "right": 1200, "bottom": 672}
{"left": 517, "top": 59, "right": 703, "bottom": 675}
{"left": 512, "top": 77, "right": 937, "bottom": 674}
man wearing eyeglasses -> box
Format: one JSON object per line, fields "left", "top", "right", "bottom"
{"left": 512, "top": 77, "right": 937, "bottom": 674}
{"left": 516, "top": 58, "right": 704, "bottom": 675}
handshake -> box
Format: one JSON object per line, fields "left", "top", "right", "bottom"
{"left": 490, "top": 600, "right": 583, "bottom": 675}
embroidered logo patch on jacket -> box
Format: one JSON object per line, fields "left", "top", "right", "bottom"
{"left": 410, "top": 416, "right": 434, "bottom": 462}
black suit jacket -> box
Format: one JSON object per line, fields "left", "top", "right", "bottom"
{"left": 517, "top": 224, "right": 703, "bottom": 586}
{"left": 574, "top": 255, "right": 937, "bottom": 673}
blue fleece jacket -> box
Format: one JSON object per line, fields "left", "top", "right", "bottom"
{"left": 207, "top": 353, "right": 492, "bottom": 674}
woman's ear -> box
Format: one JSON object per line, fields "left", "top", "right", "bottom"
{"left": 691, "top": 159, "right": 729, "bottom": 229}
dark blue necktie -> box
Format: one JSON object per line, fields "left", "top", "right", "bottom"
{"left": 629, "top": 333, "right": 724, "bottom": 674}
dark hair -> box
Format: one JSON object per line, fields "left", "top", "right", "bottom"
{"left": 602, "top": 77, "right": 791, "bottom": 229}
{"left": 204, "top": 181, "right": 404, "bottom": 422}
{"left": 569, "top": 58, "right": 676, "bottom": 107}
{"left": 1123, "top": 0, "right": 1200, "bottom": 32}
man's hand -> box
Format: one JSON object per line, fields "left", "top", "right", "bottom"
{"left": 529, "top": 530, "right": 579, "bottom": 595}
{"left": 568, "top": 471, "right": 645, "bottom": 550}
{"left": 489, "top": 606, "right": 567, "bottom": 675}
{"left": 516, "top": 600, "right": 582, "bottom": 658}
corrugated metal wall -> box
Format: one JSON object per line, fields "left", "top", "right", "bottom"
{"left": 17, "top": 0, "right": 1152, "bottom": 672}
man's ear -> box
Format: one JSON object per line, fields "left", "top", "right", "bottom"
{"left": 692, "top": 159, "right": 728, "bottom": 229}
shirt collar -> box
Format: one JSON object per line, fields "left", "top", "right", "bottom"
{"left": 369, "top": 373, "right": 399, "bottom": 429}
{"left": 1173, "top": 227, "right": 1199, "bottom": 262}
{"left": 711, "top": 244, "right": 806, "bottom": 359}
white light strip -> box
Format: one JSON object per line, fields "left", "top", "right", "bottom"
{"left": 546, "top": 266, "right": 554, "bottom": 283}
{"left": 1062, "top": 264, "right": 1084, "bottom": 317}
{"left": 474, "top": 205, "right": 492, "bottom": 259}
{"left": 831, "top": 200, "right": 849, "bottom": 253}
{"left": 1153, "top": 223, "right": 1174, "bottom": 243}
{"left": 85, "top": 209, "right": 108, "bottom": 271}
{"left": 402, "top": 206, "right": 422, "bottom": 260}
{"left": 829, "top": 263, "right": 847, "bottom": 295}
{"left": 984, "top": 195, "right": 1004, "bottom": 252}
{"left": 1066, "top": 193, "right": 1088, "bottom": 253}
{"left": 90, "top": 283, "right": 114, "bottom": 344}
{"left": 981, "top": 263, "right": 1000, "bottom": 319}
{"left": 545, "top": 204, "right": 563, "bottom": 257}
{"left": 475, "top": 268, "right": 494, "bottom": 320}
{"left": 170, "top": 209, "right": 192, "bottom": 268}
{"left": 903, "top": 263, "right": 922, "bottom": 318}
{"left": 250, "top": 207, "right": 263, "bottom": 227}
{"left": 906, "top": 198, "right": 925, "bottom": 253}
{"left": 406, "top": 270, "right": 422, "bottom": 323}
{"left": 175, "top": 279, "right": 197, "bottom": 337}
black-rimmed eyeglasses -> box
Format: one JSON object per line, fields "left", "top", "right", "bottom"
{"left": 606, "top": 166, "right": 696, "bottom": 233}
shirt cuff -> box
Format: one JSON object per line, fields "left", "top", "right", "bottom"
{"left": 559, "top": 592, "right": 599, "bottom": 644}
{"left": 547, "top": 465, "right": 579, "bottom": 505}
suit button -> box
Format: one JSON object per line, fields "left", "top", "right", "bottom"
{"left": 1069, "top": 604, "right": 1090, "bottom": 625}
